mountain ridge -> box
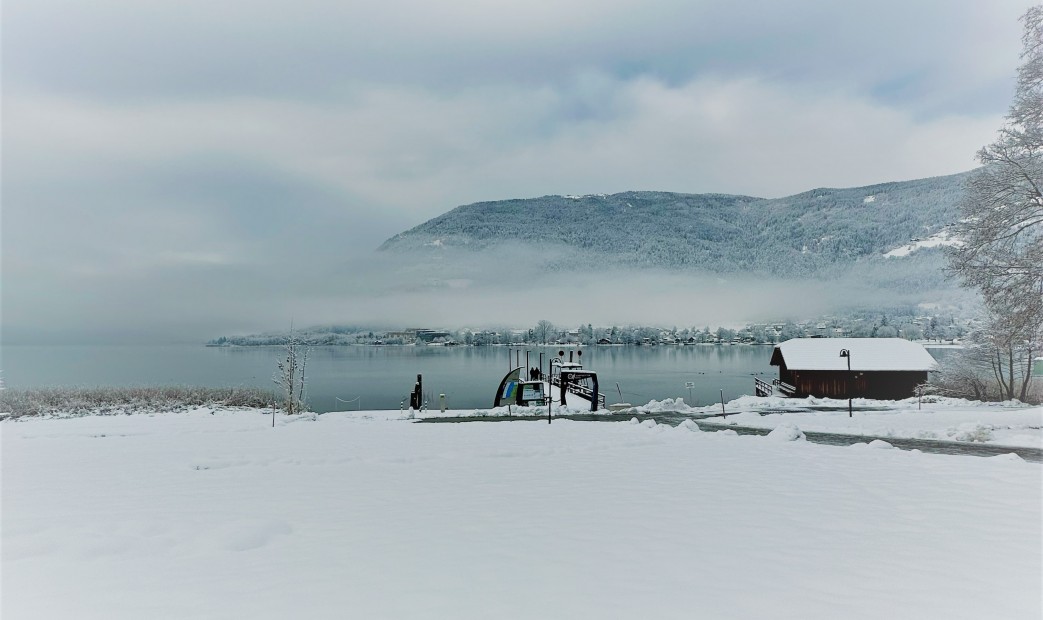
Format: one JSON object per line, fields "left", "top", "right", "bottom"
{"left": 377, "top": 171, "right": 972, "bottom": 292}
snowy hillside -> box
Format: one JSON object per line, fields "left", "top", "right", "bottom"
{"left": 884, "top": 229, "right": 962, "bottom": 257}
{"left": 380, "top": 172, "right": 970, "bottom": 281}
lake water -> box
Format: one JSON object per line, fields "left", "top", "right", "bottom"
{"left": 3, "top": 344, "right": 955, "bottom": 412}
{"left": 2, "top": 344, "right": 789, "bottom": 412}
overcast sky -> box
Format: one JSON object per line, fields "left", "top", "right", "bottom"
{"left": 2, "top": 0, "right": 1032, "bottom": 343}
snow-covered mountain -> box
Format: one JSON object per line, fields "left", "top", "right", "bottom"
{"left": 378, "top": 171, "right": 970, "bottom": 293}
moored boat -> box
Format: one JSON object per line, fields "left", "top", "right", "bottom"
{"left": 494, "top": 349, "right": 605, "bottom": 411}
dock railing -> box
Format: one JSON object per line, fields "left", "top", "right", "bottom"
{"left": 754, "top": 377, "right": 774, "bottom": 397}
{"left": 550, "top": 375, "right": 607, "bottom": 410}
{"left": 771, "top": 378, "right": 796, "bottom": 396}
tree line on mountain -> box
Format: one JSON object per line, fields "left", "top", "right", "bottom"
{"left": 379, "top": 175, "right": 968, "bottom": 281}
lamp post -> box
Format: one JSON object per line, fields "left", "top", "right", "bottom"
{"left": 839, "top": 349, "right": 852, "bottom": 418}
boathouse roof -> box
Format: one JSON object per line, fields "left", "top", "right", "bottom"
{"left": 770, "top": 338, "right": 938, "bottom": 372}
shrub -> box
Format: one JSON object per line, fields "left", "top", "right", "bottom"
{"left": 0, "top": 386, "right": 278, "bottom": 419}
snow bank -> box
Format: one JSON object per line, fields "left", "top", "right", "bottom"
{"left": 766, "top": 423, "right": 806, "bottom": 442}
{"left": 635, "top": 397, "right": 695, "bottom": 413}
{"left": 695, "top": 396, "right": 1042, "bottom": 449}
{"left": 675, "top": 419, "right": 701, "bottom": 432}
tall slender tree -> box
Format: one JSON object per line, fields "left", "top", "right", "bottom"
{"left": 274, "top": 325, "right": 309, "bottom": 415}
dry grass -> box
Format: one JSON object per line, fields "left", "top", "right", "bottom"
{"left": 0, "top": 386, "right": 278, "bottom": 419}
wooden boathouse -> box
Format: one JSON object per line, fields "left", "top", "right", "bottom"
{"left": 769, "top": 338, "right": 938, "bottom": 399}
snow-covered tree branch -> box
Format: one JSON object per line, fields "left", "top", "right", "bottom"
{"left": 274, "top": 325, "right": 309, "bottom": 415}
{"left": 948, "top": 7, "right": 1043, "bottom": 402}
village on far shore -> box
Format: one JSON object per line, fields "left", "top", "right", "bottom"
{"left": 207, "top": 309, "right": 974, "bottom": 348}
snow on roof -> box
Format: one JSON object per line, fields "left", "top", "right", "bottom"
{"left": 773, "top": 338, "right": 938, "bottom": 371}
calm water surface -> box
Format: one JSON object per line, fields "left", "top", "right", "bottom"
{"left": 3, "top": 344, "right": 783, "bottom": 412}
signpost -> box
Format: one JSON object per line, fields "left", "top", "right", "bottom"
{"left": 685, "top": 381, "right": 695, "bottom": 405}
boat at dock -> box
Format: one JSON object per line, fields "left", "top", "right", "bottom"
{"left": 494, "top": 350, "right": 605, "bottom": 411}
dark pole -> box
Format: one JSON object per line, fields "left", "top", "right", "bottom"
{"left": 840, "top": 349, "right": 852, "bottom": 418}
{"left": 539, "top": 352, "right": 544, "bottom": 380}
{"left": 548, "top": 376, "right": 552, "bottom": 424}
{"left": 526, "top": 351, "right": 530, "bottom": 377}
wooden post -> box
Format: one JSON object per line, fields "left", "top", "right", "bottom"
{"left": 720, "top": 389, "right": 726, "bottom": 417}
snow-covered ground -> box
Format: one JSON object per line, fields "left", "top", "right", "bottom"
{"left": 883, "top": 229, "right": 960, "bottom": 257}
{"left": 647, "top": 396, "right": 1043, "bottom": 449}
{"left": 3, "top": 407, "right": 1041, "bottom": 619}
{"left": 418, "top": 395, "right": 1043, "bottom": 450}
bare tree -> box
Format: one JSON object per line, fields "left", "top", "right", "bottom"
{"left": 950, "top": 8, "right": 1042, "bottom": 319}
{"left": 273, "top": 326, "right": 309, "bottom": 415}
{"left": 948, "top": 7, "right": 1043, "bottom": 401}
{"left": 533, "top": 319, "right": 555, "bottom": 344}
{"left": 977, "top": 308, "right": 1039, "bottom": 402}
{"left": 931, "top": 306, "right": 1040, "bottom": 402}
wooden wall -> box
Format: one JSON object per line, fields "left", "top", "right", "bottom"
{"left": 781, "top": 369, "right": 927, "bottom": 399}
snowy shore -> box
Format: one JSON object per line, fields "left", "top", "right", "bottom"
{"left": 3, "top": 404, "right": 1041, "bottom": 619}
{"left": 410, "top": 395, "right": 1043, "bottom": 450}
{"left": 651, "top": 395, "right": 1043, "bottom": 450}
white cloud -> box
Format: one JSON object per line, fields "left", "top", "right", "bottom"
{"left": 2, "top": 0, "right": 1029, "bottom": 341}
{"left": 5, "top": 74, "right": 1001, "bottom": 214}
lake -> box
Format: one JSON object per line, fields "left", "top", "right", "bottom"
{"left": 2, "top": 344, "right": 791, "bottom": 412}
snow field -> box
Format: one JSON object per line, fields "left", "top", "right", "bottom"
{"left": 3, "top": 409, "right": 1041, "bottom": 619}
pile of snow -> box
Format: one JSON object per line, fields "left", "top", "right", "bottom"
{"left": 635, "top": 397, "right": 696, "bottom": 413}
{"left": 4, "top": 409, "right": 1039, "bottom": 619}
{"left": 766, "top": 423, "right": 806, "bottom": 441}
{"left": 696, "top": 396, "right": 1042, "bottom": 449}
{"left": 675, "top": 419, "right": 701, "bottom": 432}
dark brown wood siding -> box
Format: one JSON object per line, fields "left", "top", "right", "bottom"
{"left": 786, "top": 370, "right": 927, "bottom": 399}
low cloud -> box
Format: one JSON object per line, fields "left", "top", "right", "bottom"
{"left": 3, "top": 0, "right": 1025, "bottom": 342}
{"left": 4, "top": 74, "right": 1001, "bottom": 342}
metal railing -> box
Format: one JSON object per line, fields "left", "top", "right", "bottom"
{"left": 550, "top": 376, "right": 607, "bottom": 409}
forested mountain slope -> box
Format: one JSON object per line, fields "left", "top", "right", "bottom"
{"left": 378, "top": 172, "right": 970, "bottom": 290}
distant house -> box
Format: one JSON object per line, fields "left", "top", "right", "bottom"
{"left": 415, "top": 329, "right": 451, "bottom": 343}
{"left": 770, "top": 338, "right": 938, "bottom": 399}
